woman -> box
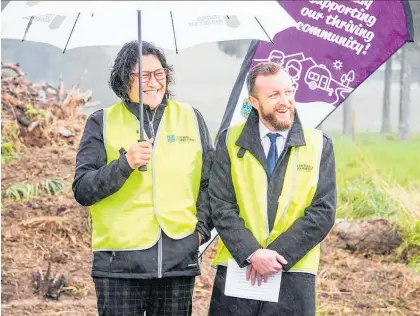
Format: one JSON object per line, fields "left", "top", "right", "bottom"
{"left": 72, "top": 40, "right": 214, "bottom": 316}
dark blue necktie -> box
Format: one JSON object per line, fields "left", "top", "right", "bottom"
{"left": 267, "top": 133, "right": 279, "bottom": 175}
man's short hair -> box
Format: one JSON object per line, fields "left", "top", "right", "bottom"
{"left": 246, "top": 62, "right": 283, "bottom": 97}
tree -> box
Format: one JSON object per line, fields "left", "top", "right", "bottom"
{"left": 381, "top": 57, "right": 392, "bottom": 135}
{"left": 342, "top": 95, "right": 353, "bottom": 136}
{"left": 398, "top": 43, "right": 411, "bottom": 141}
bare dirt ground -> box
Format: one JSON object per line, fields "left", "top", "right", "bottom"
{"left": 2, "top": 145, "right": 420, "bottom": 316}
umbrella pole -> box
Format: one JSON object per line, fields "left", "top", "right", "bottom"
{"left": 137, "top": 10, "right": 147, "bottom": 172}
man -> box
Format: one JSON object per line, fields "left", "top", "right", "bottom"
{"left": 208, "top": 62, "right": 336, "bottom": 315}
{"left": 72, "top": 41, "right": 214, "bottom": 316}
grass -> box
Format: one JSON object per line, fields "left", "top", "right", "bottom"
{"left": 332, "top": 132, "right": 420, "bottom": 187}
{"left": 331, "top": 132, "right": 420, "bottom": 272}
{"left": 1, "top": 109, "right": 22, "bottom": 164}
{"left": 24, "top": 104, "right": 48, "bottom": 121}
{"left": 5, "top": 178, "right": 67, "bottom": 201}
{"left": 1, "top": 139, "right": 19, "bottom": 163}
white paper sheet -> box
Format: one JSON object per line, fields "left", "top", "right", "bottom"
{"left": 224, "top": 259, "right": 282, "bottom": 303}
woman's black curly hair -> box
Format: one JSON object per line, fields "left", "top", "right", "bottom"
{"left": 109, "top": 40, "right": 175, "bottom": 104}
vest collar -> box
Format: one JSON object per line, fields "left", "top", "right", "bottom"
{"left": 123, "top": 97, "right": 168, "bottom": 121}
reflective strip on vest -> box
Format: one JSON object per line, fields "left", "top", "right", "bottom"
{"left": 89, "top": 100, "right": 203, "bottom": 251}
{"left": 211, "top": 124, "right": 323, "bottom": 274}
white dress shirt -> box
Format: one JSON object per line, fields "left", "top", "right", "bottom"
{"left": 259, "top": 121, "right": 289, "bottom": 158}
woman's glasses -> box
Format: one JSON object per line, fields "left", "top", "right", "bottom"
{"left": 131, "top": 68, "right": 167, "bottom": 83}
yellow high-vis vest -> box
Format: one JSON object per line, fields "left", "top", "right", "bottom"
{"left": 89, "top": 100, "right": 203, "bottom": 251}
{"left": 211, "top": 123, "right": 324, "bottom": 274}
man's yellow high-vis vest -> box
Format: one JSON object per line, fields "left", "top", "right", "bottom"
{"left": 211, "top": 123, "right": 324, "bottom": 274}
{"left": 89, "top": 100, "right": 203, "bottom": 251}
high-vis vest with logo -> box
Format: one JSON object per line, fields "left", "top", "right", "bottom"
{"left": 89, "top": 100, "right": 203, "bottom": 251}
{"left": 211, "top": 123, "right": 323, "bottom": 274}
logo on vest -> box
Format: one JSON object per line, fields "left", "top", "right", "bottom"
{"left": 297, "top": 163, "right": 313, "bottom": 171}
{"left": 167, "top": 135, "right": 176, "bottom": 143}
{"left": 240, "top": 98, "right": 252, "bottom": 119}
{"left": 167, "top": 134, "right": 195, "bottom": 143}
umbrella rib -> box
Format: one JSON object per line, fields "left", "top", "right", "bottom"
{"left": 63, "top": 13, "right": 81, "bottom": 54}
{"left": 254, "top": 16, "right": 274, "bottom": 44}
{"left": 170, "top": 11, "right": 179, "bottom": 54}
{"left": 22, "top": 16, "right": 34, "bottom": 42}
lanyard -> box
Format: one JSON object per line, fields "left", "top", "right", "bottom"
{"left": 145, "top": 105, "right": 159, "bottom": 140}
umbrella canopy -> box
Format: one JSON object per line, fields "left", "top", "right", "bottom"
{"left": 1, "top": 1, "right": 296, "bottom": 52}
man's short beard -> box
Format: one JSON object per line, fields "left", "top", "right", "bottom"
{"left": 260, "top": 106, "right": 295, "bottom": 131}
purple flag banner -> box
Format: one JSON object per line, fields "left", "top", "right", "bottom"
{"left": 218, "top": 0, "right": 414, "bottom": 135}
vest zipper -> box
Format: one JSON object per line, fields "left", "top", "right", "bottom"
{"left": 133, "top": 108, "right": 165, "bottom": 278}
{"left": 148, "top": 108, "right": 164, "bottom": 279}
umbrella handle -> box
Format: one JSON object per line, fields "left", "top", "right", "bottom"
{"left": 137, "top": 139, "right": 148, "bottom": 172}
{"left": 119, "top": 147, "right": 147, "bottom": 172}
